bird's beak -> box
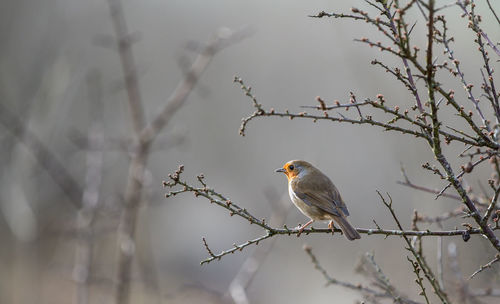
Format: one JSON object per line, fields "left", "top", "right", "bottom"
{"left": 275, "top": 168, "right": 286, "bottom": 173}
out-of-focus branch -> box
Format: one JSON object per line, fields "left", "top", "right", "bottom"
{"left": 0, "top": 103, "right": 83, "bottom": 209}
{"left": 107, "top": 0, "right": 145, "bottom": 135}
{"left": 398, "top": 164, "right": 491, "bottom": 207}
{"left": 72, "top": 70, "right": 105, "bottom": 304}
{"left": 139, "top": 27, "right": 252, "bottom": 144}
{"left": 305, "top": 246, "right": 421, "bottom": 304}
{"left": 398, "top": 165, "right": 500, "bottom": 225}
{"left": 224, "top": 189, "right": 289, "bottom": 304}
{"left": 107, "top": 0, "right": 252, "bottom": 301}
{"left": 69, "top": 129, "right": 186, "bottom": 153}
{"left": 471, "top": 288, "right": 500, "bottom": 297}
{"left": 447, "top": 242, "right": 500, "bottom": 302}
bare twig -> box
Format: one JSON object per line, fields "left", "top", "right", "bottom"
{"left": 377, "top": 191, "right": 450, "bottom": 303}
{"left": 486, "top": 0, "right": 500, "bottom": 26}
{"left": 457, "top": 0, "right": 500, "bottom": 57}
{"left": 435, "top": 153, "right": 494, "bottom": 199}
{"left": 305, "top": 246, "right": 421, "bottom": 304}
{"left": 236, "top": 77, "right": 488, "bottom": 147}
{"left": 469, "top": 254, "right": 500, "bottom": 280}
{"left": 408, "top": 257, "right": 430, "bottom": 304}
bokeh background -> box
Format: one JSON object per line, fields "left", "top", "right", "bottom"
{"left": 1, "top": 0, "right": 499, "bottom": 303}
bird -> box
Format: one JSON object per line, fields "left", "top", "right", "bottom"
{"left": 276, "top": 160, "right": 361, "bottom": 240}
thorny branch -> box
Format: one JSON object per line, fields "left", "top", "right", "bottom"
{"left": 377, "top": 191, "right": 450, "bottom": 304}
{"left": 236, "top": 0, "right": 500, "bottom": 255}
{"left": 162, "top": 0, "right": 500, "bottom": 302}
{"left": 163, "top": 166, "right": 497, "bottom": 265}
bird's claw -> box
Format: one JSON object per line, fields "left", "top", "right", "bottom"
{"left": 294, "top": 225, "right": 305, "bottom": 237}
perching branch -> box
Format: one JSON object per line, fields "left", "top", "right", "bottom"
{"left": 163, "top": 166, "right": 496, "bottom": 265}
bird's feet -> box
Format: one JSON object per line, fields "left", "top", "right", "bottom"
{"left": 294, "top": 219, "right": 314, "bottom": 237}
{"left": 328, "top": 220, "right": 343, "bottom": 236}
{"left": 294, "top": 225, "right": 306, "bottom": 237}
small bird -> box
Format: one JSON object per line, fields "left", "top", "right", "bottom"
{"left": 276, "top": 160, "right": 361, "bottom": 240}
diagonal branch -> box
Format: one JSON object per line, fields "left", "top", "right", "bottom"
{"left": 469, "top": 254, "right": 500, "bottom": 280}
{"left": 377, "top": 191, "right": 451, "bottom": 304}
{"left": 304, "top": 246, "right": 421, "bottom": 304}
{"left": 140, "top": 27, "right": 252, "bottom": 144}
{"left": 0, "top": 103, "right": 83, "bottom": 209}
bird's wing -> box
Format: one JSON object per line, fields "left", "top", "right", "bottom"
{"left": 327, "top": 183, "right": 350, "bottom": 216}
{"left": 292, "top": 172, "right": 349, "bottom": 216}
{"left": 294, "top": 190, "right": 346, "bottom": 217}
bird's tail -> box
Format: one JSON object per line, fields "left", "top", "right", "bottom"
{"left": 333, "top": 216, "right": 361, "bottom": 241}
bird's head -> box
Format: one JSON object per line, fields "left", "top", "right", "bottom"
{"left": 275, "top": 160, "right": 313, "bottom": 181}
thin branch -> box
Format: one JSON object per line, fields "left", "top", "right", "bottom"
{"left": 469, "top": 254, "right": 500, "bottom": 280}
{"left": 433, "top": 151, "right": 500, "bottom": 251}
{"left": 440, "top": 18, "right": 490, "bottom": 131}
{"left": 408, "top": 256, "right": 431, "bottom": 304}
{"left": 304, "top": 246, "right": 421, "bottom": 304}
{"left": 237, "top": 77, "right": 484, "bottom": 147}
{"left": 377, "top": 191, "right": 451, "bottom": 303}
{"left": 436, "top": 153, "right": 494, "bottom": 199}
{"left": 382, "top": 1, "right": 426, "bottom": 119}
{"left": 457, "top": 0, "right": 500, "bottom": 57}
{"left": 482, "top": 184, "right": 500, "bottom": 225}
{"left": 164, "top": 168, "right": 496, "bottom": 265}
{"left": 486, "top": 0, "right": 500, "bottom": 26}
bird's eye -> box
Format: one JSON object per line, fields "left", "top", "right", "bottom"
{"left": 288, "top": 165, "right": 294, "bottom": 171}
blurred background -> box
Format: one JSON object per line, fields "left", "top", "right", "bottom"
{"left": 1, "top": 0, "right": 499, "bottom": 303}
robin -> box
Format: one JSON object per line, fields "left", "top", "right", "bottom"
{"left": 276, "top": 160, "right": 361, "bottom": 240}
